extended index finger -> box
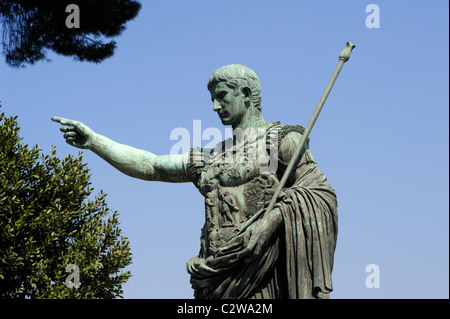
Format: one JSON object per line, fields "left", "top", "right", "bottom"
{"left": 51, "top": 116, "right": 76, "bottom": 126}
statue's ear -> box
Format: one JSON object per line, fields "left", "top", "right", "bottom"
{"left": 242, "top": 87, "right": 252, "bottom": 102}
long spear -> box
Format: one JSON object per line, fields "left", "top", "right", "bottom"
{"left": 265, "top": 42, "right": 355, "bottom": 215}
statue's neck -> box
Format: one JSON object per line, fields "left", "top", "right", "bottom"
{"left": 233, "top": 108, "right": 266, "bottom": 131}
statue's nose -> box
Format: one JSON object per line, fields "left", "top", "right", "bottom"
{"left": 213, "top": 100, "right": 222, "bottom": 111}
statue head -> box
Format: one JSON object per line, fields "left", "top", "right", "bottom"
{"left": 207, "top": 64, "right": 262, "bottom": 112}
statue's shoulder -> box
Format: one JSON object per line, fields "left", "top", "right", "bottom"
{"left": 273, "top": 123, "right": 315, "bottom": 167}
{"left": 268, "top": 122, "right": 310, "bottom": 147}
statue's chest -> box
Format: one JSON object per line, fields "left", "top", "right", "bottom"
{"left": 198, "top": 159, "right": 279, "bottom": 257}
{"left": 194, "top": 131, "right": 281, "bottom": 256}
{"left": 197, "top": 136, "right": 271, "bottom": 193}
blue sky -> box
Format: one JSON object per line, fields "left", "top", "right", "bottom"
{"left": 0, "top": 1, "right": 448, "bottom": 298}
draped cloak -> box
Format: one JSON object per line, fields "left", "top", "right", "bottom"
{"left": 185, "top": 122, "right": 338, "bottom": 299}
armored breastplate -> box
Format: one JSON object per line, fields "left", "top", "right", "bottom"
{"left": 187, "top": 122, "right": 311, "bottom": 258}
{"left": 199, "top": 166, "right": 279, "bottom": 257}
{"left": 195, "top": 126, "right": 280, "bottom": 257}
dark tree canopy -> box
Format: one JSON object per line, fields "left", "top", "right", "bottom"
{"left": 0, "top": 0, "right": 141, "bottom": 67}
{"left": 0, "top": 105, "right": 132, "bottom": 298}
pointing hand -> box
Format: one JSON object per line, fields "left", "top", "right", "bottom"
{"left": 51, "top": 116, "right": 95, "bottom": 149}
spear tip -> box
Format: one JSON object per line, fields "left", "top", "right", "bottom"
{"left": 339, "top": 42, "right": 356, "bottom": 62}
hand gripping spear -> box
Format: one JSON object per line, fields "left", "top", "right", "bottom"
{"left": 264, "top": 42, "right": 355, "bottom": 216}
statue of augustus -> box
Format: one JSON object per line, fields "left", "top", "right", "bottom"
{"left": 53, "top": 64, "right": 338, "bottom": 299}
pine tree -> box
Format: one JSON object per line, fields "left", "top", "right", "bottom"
{"left": 0, "top": 0, "right": 141, "bottom": 67}
{"left": 0, "top": 105, "right": 132, "bottom": 298}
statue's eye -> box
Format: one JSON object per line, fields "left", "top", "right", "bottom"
{"left": 211, "top": 90, "right": 227, "bottom": 102}
{"left": 217, "top": 91, "right": 227, "bottom": 99}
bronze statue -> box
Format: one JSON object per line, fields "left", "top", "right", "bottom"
{"left": 52, "top": 44, "right": 354, "bottom": 298}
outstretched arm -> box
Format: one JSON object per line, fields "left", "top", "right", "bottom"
{"left": 51, "top": 117, "right": 190, "bottom": 183}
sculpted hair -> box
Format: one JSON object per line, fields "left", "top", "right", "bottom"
{"left": 207, "top": 64, "right": 262, "bottom": 112}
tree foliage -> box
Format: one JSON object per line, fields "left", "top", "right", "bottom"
{"left": 0, "top": 106, "right": 132, "bottom": 298}
{"left": 0, "top": 0, "right": 141, "bottom": 67}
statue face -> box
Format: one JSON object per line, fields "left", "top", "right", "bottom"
{"left": 210, "top": 81, "right": 247, "bottom": 126}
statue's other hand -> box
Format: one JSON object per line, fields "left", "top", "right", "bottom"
{"left": 215, "top": 217, "right": 273, "bottom": 265}
{"left": 51, "top": 116, "right": 95, "bottom": 149}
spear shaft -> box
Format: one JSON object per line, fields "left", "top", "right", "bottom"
{"left": 265, "top": 42, "right": 355, "bottom": 215}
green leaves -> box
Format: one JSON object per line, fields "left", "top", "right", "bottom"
{"left": 0, "top": 106, "right": 132, "bottom": 298}
{"left": 0, "top": 0, "right": 141, "bottom": 67}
